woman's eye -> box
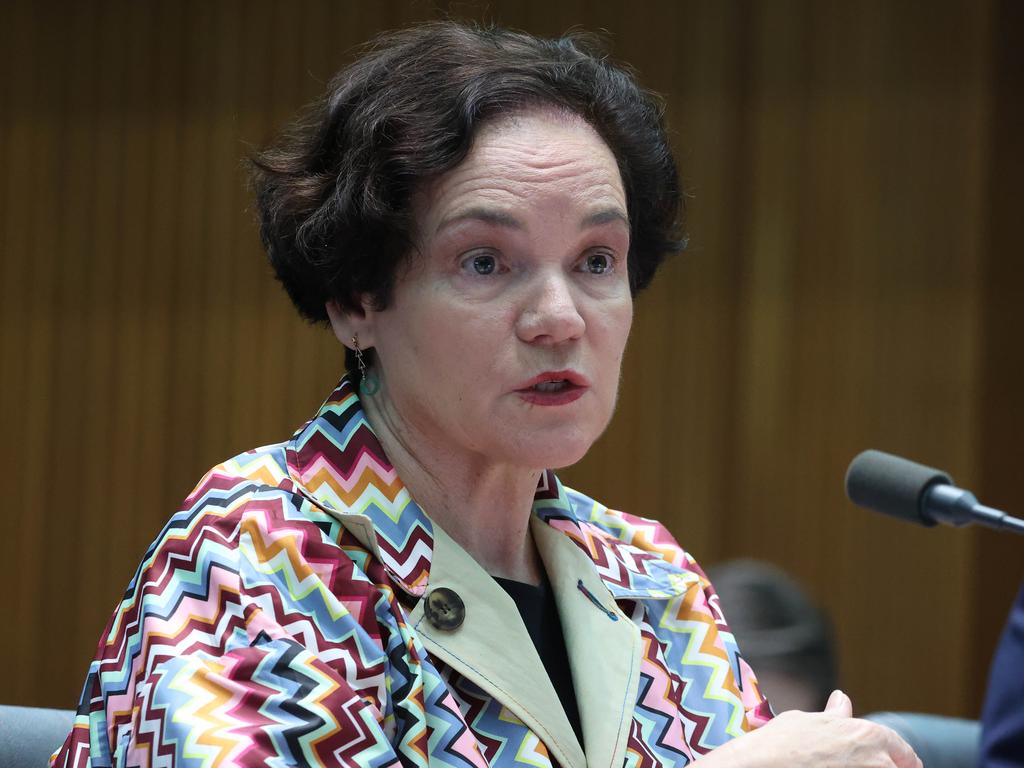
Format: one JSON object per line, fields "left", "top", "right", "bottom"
{"left": 473, "top": 254, "right": 496, "bottom": 275}
{"left": 581, "top": 252, "right": 614, "bottom": 274}
{"left": 462, "top": 252, "right": 499, "bottom": 276}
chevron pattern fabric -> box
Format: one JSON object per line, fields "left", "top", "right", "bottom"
{"left": 52, "top": 377, "right": 770, "bottom": 767}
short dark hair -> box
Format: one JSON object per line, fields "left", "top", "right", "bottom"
{"left": 250, "top": 21, "right": 685, "bottom": 372}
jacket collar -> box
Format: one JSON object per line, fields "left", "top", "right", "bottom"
{"left": 286, "top": 376, "right": 698, "bottom": 600}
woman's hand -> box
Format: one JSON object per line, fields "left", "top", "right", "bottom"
{"left": 698, "top": 690, "right": 922, "bottom": 768}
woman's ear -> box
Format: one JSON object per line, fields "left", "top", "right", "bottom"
{"left": 325, "top": 299, "right": 376, "bottom": 350}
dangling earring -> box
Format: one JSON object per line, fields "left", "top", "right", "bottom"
{"left": 351, "top": 334, "right": 380, "bottom": 396}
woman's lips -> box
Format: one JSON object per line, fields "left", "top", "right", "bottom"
{"left": 515, "top": 371, "right": 589, "bottom": 406}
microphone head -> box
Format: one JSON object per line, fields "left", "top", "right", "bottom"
{"left": 845, "top": 449, "right": 953, "bottom": 527}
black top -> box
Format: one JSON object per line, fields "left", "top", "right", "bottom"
{"left": 494, "top": 574, "right": 584, "bottom": 746}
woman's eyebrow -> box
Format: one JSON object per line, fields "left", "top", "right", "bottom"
{"left": 435, "top": 207, "right": 523, "bottom": 235}
{"left": 435, "top": 206, "right": 629, "bottom": 236}
{"left": 581, "top": 208, "right": 630, "bottom": 229}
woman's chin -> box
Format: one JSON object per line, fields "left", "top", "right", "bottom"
{"left": 505, "top": 430, "right": 597, "bottom": 471}
{"left": 526, "top": 411, "right": 613, "bottom": 469}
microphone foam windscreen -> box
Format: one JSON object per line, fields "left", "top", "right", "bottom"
{"left": 844, "top": 449, "right": 953, "bottom": 526}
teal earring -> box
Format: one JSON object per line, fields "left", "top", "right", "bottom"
{"left": 352, "top": 334, "right": 380, "bottom": 396}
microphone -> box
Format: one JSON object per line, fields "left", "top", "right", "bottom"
{"left": 845, "top": 449, "right": 1024, "bottom": 534}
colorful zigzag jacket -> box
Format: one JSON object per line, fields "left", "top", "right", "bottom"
{"left": 52, "top": 376, "right": 771, "bottom": 767}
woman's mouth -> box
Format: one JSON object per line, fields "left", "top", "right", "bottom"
{"left": 516, "top": 372, "right": 588, "bottom": 405}
{"left": 533, "top": 379, "right": 572, "bottom": 393}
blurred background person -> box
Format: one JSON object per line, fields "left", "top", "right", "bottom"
{"left": 707, "top": 559, "right": 838, "bottom": 714}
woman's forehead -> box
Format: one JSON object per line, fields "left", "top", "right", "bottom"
{"left": 414, "top": 110, "right": 627, "bottom": 235}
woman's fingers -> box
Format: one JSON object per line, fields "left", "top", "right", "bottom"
{"left": 694, "top": 698, "right": 923, "bottom": 767}
{"left": 843, "top": 718, "right": 922, "bottom": 768}
{"left": 823, "top": 689, "right": 853, "bottom": 717}
{"left": 876, "top": 724, "right": 923, "bottom": 768}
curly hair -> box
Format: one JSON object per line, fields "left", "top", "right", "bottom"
{"left": 250, "top": 21, "right": 685, "bottom": 372}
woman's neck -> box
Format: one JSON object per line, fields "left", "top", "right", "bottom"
{"left": 360, "top": 386, "right": 545, "bottom": 585}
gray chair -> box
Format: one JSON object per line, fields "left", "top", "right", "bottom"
{"left": 0, "top": 705, "right": 75, "bottom": 767}
{"left": 866, "top": 711, "right": 981, "bottom": 768}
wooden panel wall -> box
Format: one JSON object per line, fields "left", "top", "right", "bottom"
{"left": 971, "top": 0, "right": 1024, "bottom": 705}
{"left": 2, "top": 0, "right": 1018, "bottom": 719}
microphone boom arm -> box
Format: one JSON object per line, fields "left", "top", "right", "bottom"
{"left": 926, "top": 484, "right": 1024, "bottom": 534}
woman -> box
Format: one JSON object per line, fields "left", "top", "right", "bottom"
{"left": 53, "top": 22, "right": 919, "bottom": 768}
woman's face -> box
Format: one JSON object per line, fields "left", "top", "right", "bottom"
{"left": 355, "top": 110, "right": 633, "bottom": 471}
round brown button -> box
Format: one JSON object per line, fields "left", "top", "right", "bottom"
{"left": 424, "top": 587, "right": 465, "bottom": 631}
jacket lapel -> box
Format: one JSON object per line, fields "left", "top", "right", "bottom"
{"left": 531, "top": 472, "right": 712, "bottom": 767}
{"left": 532, "top": 515, "right": 641, "bottom": 768}
{"left": 409, "top": 522, "right": 587, "bottom": 768}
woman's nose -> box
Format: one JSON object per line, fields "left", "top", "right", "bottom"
{"left": 515, "top": 272, "right": 586, "bottom": 345}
